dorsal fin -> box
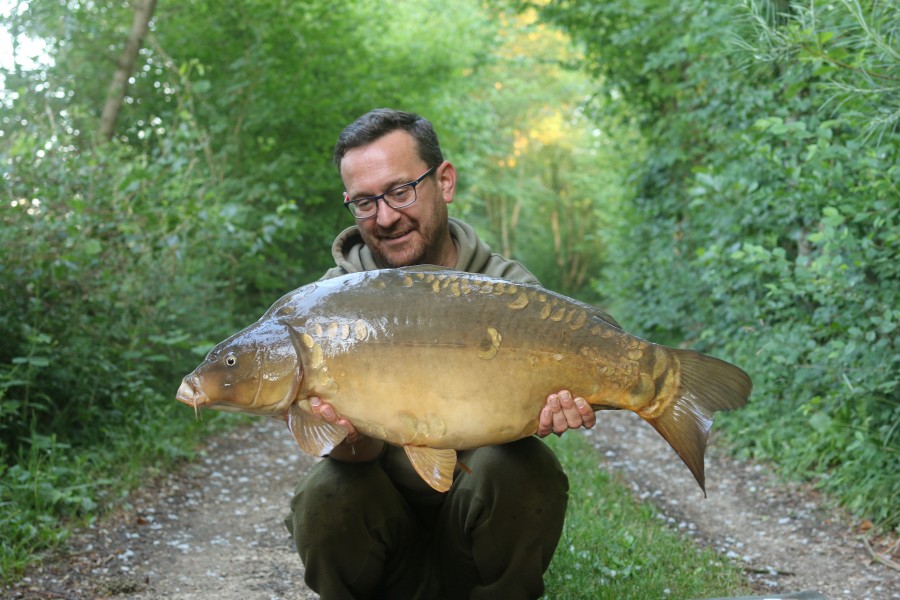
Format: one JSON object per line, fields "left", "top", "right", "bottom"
{"left": 404, "top": 446, "right": 458, "bottom": 492}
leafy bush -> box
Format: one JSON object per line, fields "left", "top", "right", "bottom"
{"left": 536, "top": 0, "right": 899, "bottom": 529}
{"left": 0, "top": 113, "right": 255, "bottom": 577}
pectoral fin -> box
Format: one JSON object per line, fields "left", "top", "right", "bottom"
{"left": 404, "top": 446, "right": 457, "bottom": 493}
{"left": 286, "top": 403, "right": 348, "bottom": 457}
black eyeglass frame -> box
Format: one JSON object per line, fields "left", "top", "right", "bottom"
{"left": 343, "top": 165, "right": 438, "bottom": 220}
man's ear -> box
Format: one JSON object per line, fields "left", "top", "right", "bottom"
{"left": 437, "top": 161, "right": 457, "bottom": 205}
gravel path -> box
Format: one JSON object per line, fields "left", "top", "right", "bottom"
{"left": 4, "top": 413, "right": 899, "bottom": 599}
{"left": 585, "top": 411, "right": 900, "bottom": 600}
{"left": 4, "top": 419, "right": 319, "bottom": 600}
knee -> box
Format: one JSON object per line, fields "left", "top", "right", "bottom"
{"left": 284, "top": 459, "right": 426, "bottom": 597}
{"left": 437, "top": 439, "right": 569, "bottom": 596}
{"left": 285, "top": 459, "right": 409, "bottom": 548}
{"left": 453, "top": 437, "right": 569, "bottom": 538}
{"left": 463, "top": 437, "right": 569, "bottom": 502}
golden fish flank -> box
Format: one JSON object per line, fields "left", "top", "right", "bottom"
{"left": 176, "top": 267, "right": 752, "bottom": 494}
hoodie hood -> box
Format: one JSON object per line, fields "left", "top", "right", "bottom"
{"left": 321, "top": 217, "right": 539, "bottom": 285}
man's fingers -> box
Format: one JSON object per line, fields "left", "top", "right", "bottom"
{"left": 547, "top": 393, "right": 560, "bottom": 412}
{"left": 337, "top": 418, "right": 361, "bottom": 443}
{"left": 310, "top": 396, "right": 360, "bottom": 440}
{"left": 311, "top": 396, "right": 338, "bottom": 423}
{"left": 576, "top": 397, "right": 596, "bottom": 429}
{"left": 537, "top": 406, "right": 553, "bottom": 437}
{"left": 552, "top": 407, "right": 569, "bottom": 435}
{"left": 309, "top": 396, "right": 324, "bottom": 417}
{"left": 558, "top": 391, "right": 583, "bottom": 429}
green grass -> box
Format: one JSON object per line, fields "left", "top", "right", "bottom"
{"left": 542, "top": 433, "right": 751, "bottom": 599}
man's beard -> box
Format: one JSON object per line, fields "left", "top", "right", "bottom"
{"left": 366, "top": 217, "right": 441, "bottom": 268}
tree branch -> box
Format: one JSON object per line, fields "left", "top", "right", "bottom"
{"left": 98, "top": 0, "right": 158, "bottom": 142}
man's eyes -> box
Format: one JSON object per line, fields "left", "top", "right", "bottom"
{"left": 352, "top": 184, "right": 412, "bottom": 209}
{"left": 388, "top": 186, "right": 412, "bottom": 200}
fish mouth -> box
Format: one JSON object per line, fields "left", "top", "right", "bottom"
{"left": 176, "top": 376, "right": 209, "bottom": 419}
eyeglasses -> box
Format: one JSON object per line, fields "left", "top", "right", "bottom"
{"left": 343, "top": 166, "right": 437, "bottom": 220}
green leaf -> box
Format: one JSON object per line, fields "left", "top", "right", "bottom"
{"left": 809, "top": 412, "right": 832, "bottom": 433}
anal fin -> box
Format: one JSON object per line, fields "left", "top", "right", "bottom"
{"left": 404, "top": 446, "right": 457, "bottom": 493}
{"left": 286, "top": 403, "right": 348, "bottom": 456}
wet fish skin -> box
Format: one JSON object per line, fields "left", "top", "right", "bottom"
{"left": 176, "top": 267, "right": 752, "bottom": 493}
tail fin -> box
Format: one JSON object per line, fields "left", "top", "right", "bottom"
{"left": 645, "top": 349, "right": 752, "bottom": 495}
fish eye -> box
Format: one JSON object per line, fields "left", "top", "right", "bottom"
{"left": 224, "top": 354, "right": 237, "bottom": 367}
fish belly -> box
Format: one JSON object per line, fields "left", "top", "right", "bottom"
{"left": 317, "top": 347, "right": 581, "bottom": 449}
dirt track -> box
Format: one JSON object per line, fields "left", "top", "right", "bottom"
{"left": 3, "top": 414, "right": 899, "bottom": 599}
{"left": 4, "top": 419, "right": 317, "bottom": 600}
{"left": 586, "top": 412, "right": 899, "bottom": 600}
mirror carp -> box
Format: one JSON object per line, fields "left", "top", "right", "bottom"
{"left": 176, "top": 267, "right": 752, "bottom": 493}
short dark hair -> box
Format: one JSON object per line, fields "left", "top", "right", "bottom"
{"left": 333, "top": 108, "right": 444, "bottom": 170}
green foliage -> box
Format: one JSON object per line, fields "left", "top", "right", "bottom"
{"left": 543, "top": 433, "right": 750, "bottom": 599}
{"left": 536, "top": 0, "right": 900, "bottom": 530}
{"left": 444, "top": 7, "right": 640, "bottom": 300}
{"left": 739, "top": 0, "right": 900, "bottom": 142}
{"left": 0, "top": 106, "right": 240, "bottom": 578}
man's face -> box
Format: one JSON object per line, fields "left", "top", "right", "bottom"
{"left": 340, "top": 130, "right": 455, "bottom": 268}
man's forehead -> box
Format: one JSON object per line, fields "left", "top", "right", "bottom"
{"left": 340, "top": 130, "right": 425, "bottom": 193}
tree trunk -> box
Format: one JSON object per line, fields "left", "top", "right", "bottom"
{"left": 98, "top": 0, "right": 158, "bottom": 142}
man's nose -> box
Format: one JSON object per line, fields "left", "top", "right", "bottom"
{"left": 375, "top": 198, "right": 402, "bottom": 228}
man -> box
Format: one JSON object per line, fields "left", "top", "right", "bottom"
{"left": 284, "top": 109, "right": 596, "bottom": 599}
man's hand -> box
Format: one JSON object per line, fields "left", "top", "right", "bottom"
{"left": 300, "top": 396, "right": 383, "bottom": 461}
{"left": 309, "top": 396, "right": 362, "bottom": 443}
{"left": 537, "top": 390, "right": 596, "bottom": 437}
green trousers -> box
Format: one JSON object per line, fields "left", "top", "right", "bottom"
{"left": 284, "top": 437, "right": 569, "bottom": 600}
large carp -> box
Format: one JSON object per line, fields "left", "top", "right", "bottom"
{"left": 176, "top": 267, "right": 751, "bottom": 493}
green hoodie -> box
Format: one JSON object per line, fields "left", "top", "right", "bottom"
{"left": 320, "top": 217, "right": 539, "bottom": 285}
